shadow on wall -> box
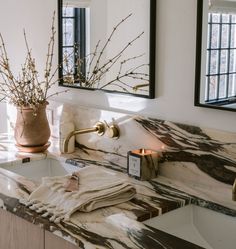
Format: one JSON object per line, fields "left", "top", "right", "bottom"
{"left": 0, "top": 102, "right": 8, "bottom": 133}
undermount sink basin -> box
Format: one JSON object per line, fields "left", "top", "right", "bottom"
{"left": 0, "top": 158, "right": 80, "bottom": 182}
{"left": 143, "top": 204, "right": 236, "bottom": 249}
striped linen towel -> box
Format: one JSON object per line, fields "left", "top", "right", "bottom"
{"left": 21, "top": 165, "right": 136, "bottom": 223}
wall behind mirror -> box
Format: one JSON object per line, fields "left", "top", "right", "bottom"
{"left": 58, "top": 0, "right": 156, "bottom": 98}
{"left": 195, "top": 0, "right": 236, "bottom": 112}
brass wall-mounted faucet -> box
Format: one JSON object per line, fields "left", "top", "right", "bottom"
{"left": 233, "top": 179, "right": 236, "bottom": 201}
{"left": 63, "top": 121, "right": 120, "bottom": 153}
{"left": 63, "top": 122, "right": 106, "bottom": 153}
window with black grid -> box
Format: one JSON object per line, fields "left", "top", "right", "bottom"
{"left": 206, "top": 12, "right": 236, "bottom": 105}
{"left": 62, "top": 7, "right": 86, "bottom": 84}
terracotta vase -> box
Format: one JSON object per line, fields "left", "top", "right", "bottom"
{"left": 14, "top": 102, "right": 50, "bottom": 148}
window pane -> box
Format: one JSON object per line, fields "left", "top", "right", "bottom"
{"left": 62, "top": 7, "right": 74, "bottom": 17}
{"left": 205, "top": 77, "right": 209, "bottom": 100}
{"left": 222, "top": 14, "right": 229, "bottom": 23}
{"left": 209, "top": 76, "right": 217, "bottom": 100}
{"left": 63, "top": 19, "right": 74, "bottom": 46}
{"left": 206, "top": 50, "right": 210, "bottom": 74}
{"left": 212, "top": 13, "right": 220, "bottom": 23}
{"left": 63, "top": 47, "right": 75, "bottom": 75}
{"left": 229, "top": 50, "right": 236, "bottom": 72}
{"left": 219, "top": 75, "right": 227, "bottom": 98}
{"left": 210, "top": 24, "right": 220, "bottom": 48}
{"left": 207, "top": 23, "right": 211, "bottom": 47}
{"left": 206, "top": 13, "right": 236, "bottom": 101}
{"left": 220, "top": 50, "right": 228, "bottom": 73}
{"left": 221, "top": 25, "right": 229, "bottom": 48}
{"left": 210, "top": 50, "right": 218, "bottom": 74}
{"left": 228, "top": 74, "right": 236, "bottom": 97}
{"left": 232, "top": 15, "right": 236, "bottom": 23}
{"left": 230, "top": 24, "right": 236, "bottom": 48}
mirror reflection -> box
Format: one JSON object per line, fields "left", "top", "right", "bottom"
{"left": 58, "top": 0, "right": 156, "bottom": 98}
{"left": 195, "top": 0, "right": 236, "bottom": 111}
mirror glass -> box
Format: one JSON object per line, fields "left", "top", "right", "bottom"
{"left": 58, "top": 0, "right": 156, "bottom": 98}
{"left": 195, "top": 0, "right": 236, "bottom": 111}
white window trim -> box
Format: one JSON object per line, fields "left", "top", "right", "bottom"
{"left": 209, "top": 0, "right": 236, "bottom": 13}
{"left": 63, "top": 0, "right": 91, "bottom": 8}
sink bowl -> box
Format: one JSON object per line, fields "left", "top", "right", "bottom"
{"left": 0, "top": 158, "right": 80, "bottom": 182}
{"left": 143, "top": 204, "right": 236, "bottom": 249}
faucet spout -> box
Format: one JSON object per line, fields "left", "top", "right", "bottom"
{"left": 233, "top": 179, "right": 236, "bottom": 201}
{"left": 63, "top": 121, "right": 106, "bottom": 153}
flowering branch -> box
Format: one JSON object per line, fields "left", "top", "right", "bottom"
{"left": 0, "top": 11, "right": 68, "bottom": 109}
{"left": 62, "top": 13, "right": 149, "bottom": 93}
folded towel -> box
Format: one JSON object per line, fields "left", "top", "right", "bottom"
{"left": 21, "top": 166, "right": 136, "bottom": 223}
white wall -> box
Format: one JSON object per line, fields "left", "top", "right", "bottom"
{"left": 105, "top": 0, "right": 150, "bottom": 93}
{"left": 0, "top": 0, "right": 236, "bottom": 133}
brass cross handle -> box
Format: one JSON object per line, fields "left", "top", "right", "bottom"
{"left": 104, "top": 121, "right": 120, "bottom": 139}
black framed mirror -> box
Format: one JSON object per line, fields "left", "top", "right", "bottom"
{"left": 58, "top": 0, "right": 156, "bottom": 98}
{"left": 195, "top": 0, "right": 236, "bottom": 112}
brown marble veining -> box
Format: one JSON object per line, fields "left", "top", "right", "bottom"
{"left": 1, "top": 107, "right": 236, "bottom": 249}
{"left": 0, "top": 156, "right": 202, "bottom": 249}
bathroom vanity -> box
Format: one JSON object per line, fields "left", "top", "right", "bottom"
{"left": 0, "top": 103, "right": 236, "bottom": 249}
{"left": 0, "top": 139, "right": 235, "bottom": 249}
{"left": 0, "top": 155, "right": 200, "bottom": 249}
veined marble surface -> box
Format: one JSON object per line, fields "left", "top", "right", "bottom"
{"left": 0, "top": 151, "right": 202, "bottom": 249}
{"left": 1, "top": 103, "right": 236, "bottom": 248}
{"left": 3, "top": 102, "right": 236, "bottom": 214}
{"left": 62, "top": 147, "right": 236, "bottom": 216}
{"left": 58, "top": 105, "right": 236, "bottom": 213}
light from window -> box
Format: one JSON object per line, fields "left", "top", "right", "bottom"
{"left": 205, "top": 12, "right": 236, "bottom": 104}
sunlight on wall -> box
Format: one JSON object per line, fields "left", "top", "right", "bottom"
{"left": 0, "top": 103, "right": 7, "bottom": 133}
{"left": 106, "top": 94, "right": 149, "bottom": 113}
{"left": 6, "top": 104, "right": 17, "bottom": 135}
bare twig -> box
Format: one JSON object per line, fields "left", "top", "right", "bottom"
{"left": 90, "top": 14, "right": 133, "bottom": 80}
{"left": 62, "top": 13, "right": 149, "bottom": 94}
{"left": 0, "top": 11, "right": 67, "bottom": 108}
{"left": 44, "top": 10, "right": 56, "bottom": 99}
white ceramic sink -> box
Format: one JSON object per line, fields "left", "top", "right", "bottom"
{"left": 0, "top": 158, "right": 80, "bottom": 182}
{"left": 143, "top": 204, "right": 236, "bottom": 249}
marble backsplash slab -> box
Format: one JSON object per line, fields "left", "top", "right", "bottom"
{"left": 135, "top": 117, "right": 236, "bottom": 185}
{"left": 50, "top": 101, "right": 236, "bottom": 195}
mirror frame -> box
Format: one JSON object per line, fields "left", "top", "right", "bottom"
{"left": 195, "top": 0, "right": 236, "bottom": 112}
{"left": 58, "top": 0, "right": 156, "bottom": 99}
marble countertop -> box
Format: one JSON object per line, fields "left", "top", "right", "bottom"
{"left": 0, "top": 134, "right": 235, "bottom": 249}
{"left": 0, "top": 166, "right": 202, "bottom": 249}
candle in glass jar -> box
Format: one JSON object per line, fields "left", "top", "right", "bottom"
{"left": 127, "top": 149, "right": 159, "bottom": 181}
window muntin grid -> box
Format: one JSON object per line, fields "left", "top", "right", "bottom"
{"left": 62, "top": 7, "right": 86, "bottom": 83}
{"left": 205, "top": 13, "right": 236, "bottom": 103}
